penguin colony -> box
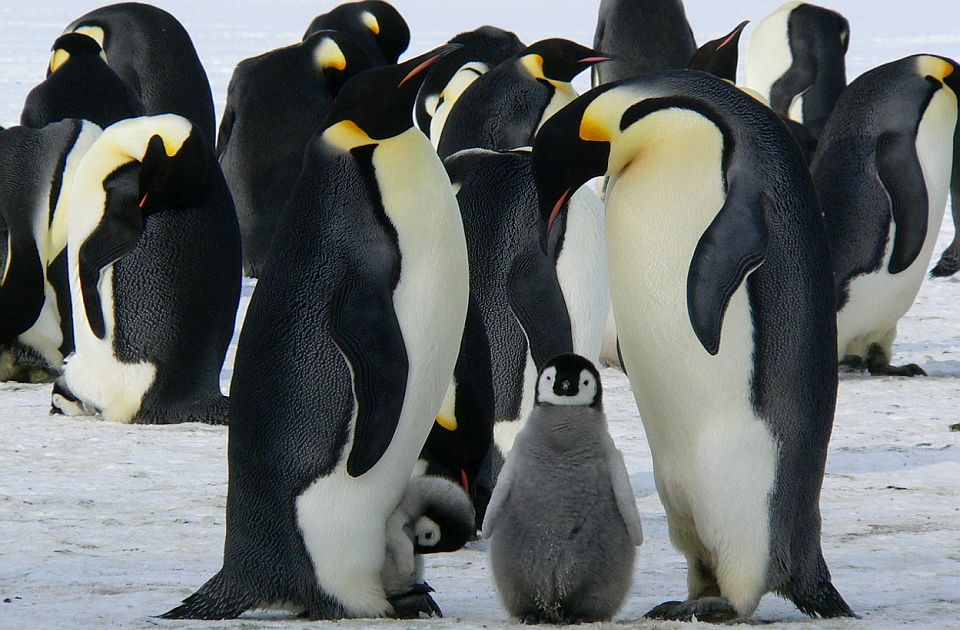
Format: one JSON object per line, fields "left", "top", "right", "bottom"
{"left": 1, "top": 0, "right": 958, "bottom": 623}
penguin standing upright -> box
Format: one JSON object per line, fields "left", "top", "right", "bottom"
{"left": 218, "top": 30, "right": 373, "bottom": 277}
{"left": 592, "top": 0, "right": 697, "bottom": 86}
{"left": 163, "top": 45, "right": 469, "bottom": 620}
{"left": 53, "top": 114, "right": 241, "bottom": 424}
{"left": 813, "top": 55, "right": 960, "bottom": 376}
{"left": 303, "top": 0, "right": 409, "bottom": 65}
{"left": 63, "top": 3, "right": 216, "bottom": 145}
{"left": 21, "top": 33, "right": 143, "bottom": 129}
{"left": 744, "top": 2, "right": 850, "bottom": 138}
{"left": 436, "top": 39, "right": 610, "bottom": 159}
{"left": 414, "top": 26, "right": 525, "bottom": 147}
{"left": 533, "top": 71, "right": 854, "bottom": 622}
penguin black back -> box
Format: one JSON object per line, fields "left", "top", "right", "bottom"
{"left": 303, "top": 0, "right": 409, "bottom": 65}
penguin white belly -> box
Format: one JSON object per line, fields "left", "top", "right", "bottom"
{"left": 296, "top": 128, "right": 469, "bottom": 616}
{"left": 429, "top": 62, "right": 488, "bottom": 149}
{"left": 837, "top": 88, "right": 958, "bottom": 356}
{"left": 743, "top": 2, "right": 797, "bottom": 106}
{"left": 605, "top": 118, "right": 776, "bottom": 611}
{"left": 556, "top": 184, "right": 610, "bottom": 363}
{"left": 16, "top": 278, "right": 63, "bottom": 367}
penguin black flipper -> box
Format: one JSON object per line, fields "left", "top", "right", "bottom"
{"left": 769, "top": 62, "right": 814, "bottom": 120}
{"left": 506, "top": 239, "right": 573, "bottom": 369}
{"left": 77, "top": 170, "right": 144, "bottom": 340}
{"left": 687, "top": 179, "right": 767, "bottom": 356}
{"left": 876, "top": 131, "right": 929, "bottom": 274}
{"left": 329, "top": 276, "right": 409, "bottom": 477}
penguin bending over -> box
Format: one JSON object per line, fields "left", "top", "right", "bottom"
{"left": 744, "top": 2, "right": 849, "bottom": 139}
{"left": 22, "top": 33, "right": 143, "bottom": 130}
{"left": 436, "top": 39, "right": 610, "bottom": 159}
{"left": 592, "top": 0, "right": 697, "bottom": 86}
{"left": 813, "top": 55, "right": 960, "bottom": 376}
{"left": 218, "top": 30, "right": 372, "bottom": 278}
{"left": 533, "top": 70, "right": 854, "bottom": 621}
{"left": 54, "top": 114, "right": 241, "bottom": 423}
{"left": 483, "top": 354, "right": 643, "bottom": 624}
{"left": 303, "top": 0, "right": 409, "bottom": 66}
{"left": 63, "top": 3, "right": 217, "bottom": 145}
{"left": 414, "top": 26, "right": 525, "bottom": 147}
{"left": 162, "top": 44, "right": 468, "bottom": 620}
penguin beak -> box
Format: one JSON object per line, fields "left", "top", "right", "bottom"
{"left": 716, "top": 21, "right": 749, "bottom": 51}
{"left": 578, "top": 54, "right": 613, "bottom": 65}
{"left": 687, "top": 21, "right": 748, "bottom": 82}
{"left": 398, "top": 43, "right": 463, "bottom": 88}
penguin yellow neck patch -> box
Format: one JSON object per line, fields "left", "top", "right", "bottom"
{"left": 580, "top": 112, "right": 611, "bottom": 143}
{"left": 314, "top": 38, "right": 346, "bottom": 72}
{"left": 323, "top": 120, "right": 374, "bottom": 151}
{"left": 361, "top": 11, "right": 380, "bottom": 35}
{"left": 520, "top": 54, "right": 545, "bottom": 80}
{"left": 49, "top": 49, "right": 70, "bottom": 73}
{"left": 917, "top": 55, "right": 954, "bottom": 82}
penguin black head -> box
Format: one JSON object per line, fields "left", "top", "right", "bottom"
{"left": 322, "top": 43, "right": 461, "bottom": 141}
{"left": 520, "top": 38, "right": 612, "bottom": 83}
{"left": 304, "top": 29, "right": 374, "bottom": 97}
{"left": 687, "top": 20, "right": 749, "bottom": 82}
{"left": 308, "top": 0, "right": 410, "bottom": 64}
{"left": 137, "top": 124, "right": 210, "bottom": 212}
{"left": 535, "top": 354, "right": 602, "bottom": 409}
{"left": 408, "top": 476, "right": 476, "bottom": 554}
{"left": 47, "top": 32, "right": 104, "bottom": 76}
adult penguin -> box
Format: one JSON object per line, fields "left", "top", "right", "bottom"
{"left": 0, "top": 120, "right": 102, "bottom": 381}
{"left": 414, "top": 26, "right": 525, "bottom": 146}
{"left": 52, "top": 114, "right": 241, "bottom": 424}
{"left": 63, "top": 3, "right": 216, "bottom": 145}
{"left": 592, "top": 0, "right": 697, "bottom": 86}
{"left": 744, "top": 2, "right": 850, "bottom": 138}
{"left": 436, "top": 39, "right": 610, "bottom": 160}
{"left": 303, "top": 0, "right": 409, "bottom": 66}
{"left": 813, "top": 55, "right": 960, "bottom": 376}
{"left": 162, "top": 44, "right": 468, "bottom": 620}
{"left": 218, "top": 30, "right": 373, "bottom": 277}
{"left": 532, "top": 71, "right": 854, "bottom": 622}
{"left": 21, "top": 33, "right": 143, "bottom": 129}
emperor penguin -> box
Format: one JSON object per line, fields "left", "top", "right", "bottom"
{"left": 813, "top": 55, "right": 960, "bottom": 376}
{"left": 53, "top": 114, "right": 241, "bottom": 424}
{"left": 303, "top": 0, "right": 409, "bottom": 66}
{"left": 63, "top": 3, "right": 217, "bottom": 145}
{"left": 21, "top": 33, "right": 143, "bottom": 129}
{"left": 382, "top": 474, "right": 475, "bottom": 617}
{"left": 592, "top": 0, "right": 697, "bottom": 87}
{"left": 532, "top": 71, "right": 854, "bottom": 621}
{"left": 162, "top": 44, "right": 469, "bottom": 620}
{"left": 218, "top": 30, "right": 373, "bottom": 278}
{"left": 436, "top": 39, "right": 611, "bottom": 160}
{"left": 444, "top": 147, "right": 609, "bottom": 463}
{"left": 0, "top": 120, "right": 102, "bottom": 381}
{"left": 482, "top": 354, "right": 643, "bottom": 624}
{"left": 744, "top": 2, "right": 850, "bottom": 139}
{"left": 414, "top": 26, "right": 525, "bottom": 147}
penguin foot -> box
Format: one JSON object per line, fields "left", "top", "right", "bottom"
{"left": 838, "top": 355, "right": 865, "bottom": 372}
{"left": 867, "top": 362, "right": 926, "bottom": 377}
{"left": 388, "top": 583, "right": 442, "bottom": 618}
{"left": 645, "top": 596, "right": 738, "bottom": 622}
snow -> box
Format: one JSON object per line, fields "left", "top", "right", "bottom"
{"left": 1, "top": 1, "right": 959, "bottom": 629}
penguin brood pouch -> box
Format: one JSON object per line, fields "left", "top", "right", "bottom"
{"left": 53, "top": 114, "right": 241, "bottom": 424}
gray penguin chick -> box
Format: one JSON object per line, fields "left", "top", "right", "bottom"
{"left": 382, "top": 474, "right": 476, "bottom": 618}
{"left": 482, "top": 353, "right": 643, "bottom": 624}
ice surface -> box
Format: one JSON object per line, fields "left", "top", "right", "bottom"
{"left": 1, "top": 1, "right": 959, "bottom": 629}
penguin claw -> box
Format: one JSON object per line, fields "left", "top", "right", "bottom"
{"left": 388, "top": 584, "right": 442, "bottom": 619}
{"left": 644, "top": 596, "right": 738, "bottom": 622}
{"left": 867, "top": 362, "right": 926, "bottom": 377}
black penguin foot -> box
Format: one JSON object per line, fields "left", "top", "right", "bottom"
{"left": 645, "top": 596, "right": 738, "bottom": 622}
{"left": 838, "top": 355, "right": 866, "bottom": 372}
{"left": 867, "top": 362, "right": 926, "bottom": 377}
{"left": 389, "top": 583, "right": 442, "bottom": 618}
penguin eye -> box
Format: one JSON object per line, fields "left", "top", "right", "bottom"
{"left": 546, "top": 376, "right": 553, "bottom": 381}
{"left": 425, "top": 532, "right": 433, "bottom": 540}
{"left": 583, "top": 379, "right": 590, "bottom": 386}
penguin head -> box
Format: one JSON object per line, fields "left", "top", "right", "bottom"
{"left": 305, "top": 29, "right": 374, "bottom": 97}
{"left": 133, "top": 118, "right": 210, "bottom": 212}
{"left": 535, "top": 354, "right": 602, "bottom": 409}
{"left": 316, "top": 0, "right": 410, "bottom": 64}
{"left": 407, "top": 476, "right": 476, "bottom": 554}
{"left": 47, "top": 33, "right": 104, "bottom": 76}
{"left": 687, "top": 21, "right": 749, "bottom": 82}
{"left": 322, "top": 43, "right": 461, "bottom": 142}
{"left": 519, "top": 38, "right": 611, "bottom": 83}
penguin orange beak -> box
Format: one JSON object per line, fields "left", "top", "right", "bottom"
{"left": 398, "top": 43, "right": 463, "bottom": 88}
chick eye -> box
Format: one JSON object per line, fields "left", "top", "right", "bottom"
{"left": 425, "top": 532, "right": 433, "bottom": 540}
{"left": 583, "top": 379, "right": 590, "bottom": 386}
{"left": 546, "top": 376, "right": 553, "bottom": 381}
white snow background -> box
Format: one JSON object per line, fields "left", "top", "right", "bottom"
{"left": 1, "top": 1, "right": 959, "bottom": 628}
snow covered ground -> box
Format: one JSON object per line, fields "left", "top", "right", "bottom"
{"left": 1, "top": 1, "right": 959, "bottom": 629}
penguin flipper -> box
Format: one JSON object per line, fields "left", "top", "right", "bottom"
{"left": 506, "top": 241, "right": 574, "bottom": 369}
{"left": 604, "top": 439, "right": 643, "bottom": 546}
{"left": 77, "top": 190, "right": 144, "bottom": 339}
{"left": 480, "top": 450, "right": 517, "bottom": 539}
{"left": 876, "top": 131, "right": 929, "bottom": 274}
{"left": 329, "top": 277, "right": 409, "bottom": 478}
{"left": 769, "top": 59, "right": 814, "bottom": 119}
{"left": 687, "top": 180, "right": 767, "bottom": 356}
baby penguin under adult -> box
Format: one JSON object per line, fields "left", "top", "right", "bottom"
{"left": 483, "top": 354, "right": 643, "bottom": 624}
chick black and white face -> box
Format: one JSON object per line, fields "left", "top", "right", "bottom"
{"left": 536, "top": 354, "right": 602, "bottom": 407}
{"left": 414, "top": 516, "right": 441, "bottom": 548}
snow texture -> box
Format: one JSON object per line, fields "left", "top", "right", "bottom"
{"left": 1, "top": 1, "right": 959, "bottom": 629}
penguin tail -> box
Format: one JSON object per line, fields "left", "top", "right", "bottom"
{"left": 783, "top": 557, "right": 857, "bottom": 619}
{"left": 160, "top": 571, "right": 251, "bottom": 620}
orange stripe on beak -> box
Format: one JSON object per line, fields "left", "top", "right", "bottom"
{"left": 548, "top": 188, "right": 572, "bottom": 236}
